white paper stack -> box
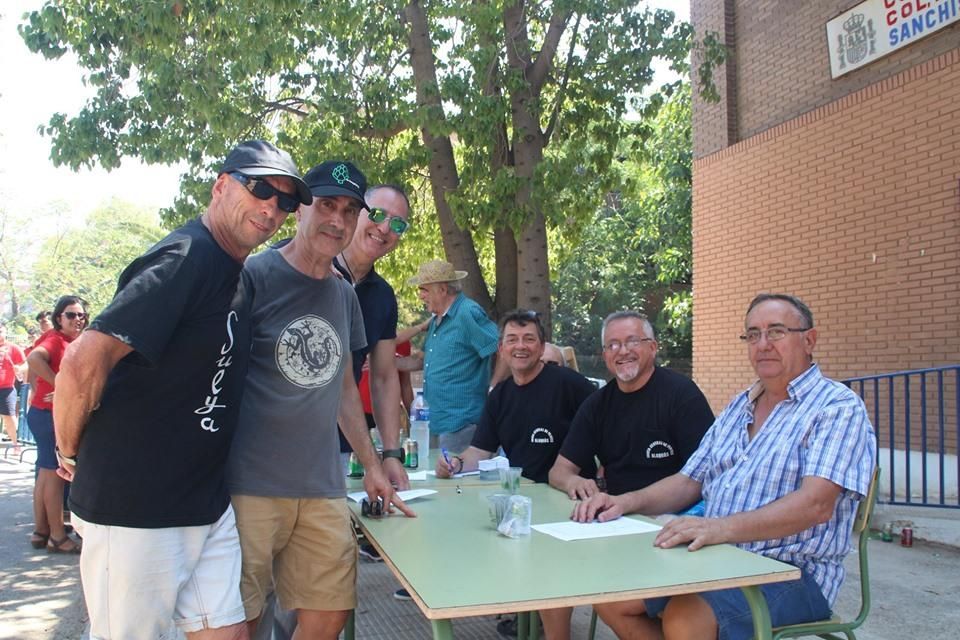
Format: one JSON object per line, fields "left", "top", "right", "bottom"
{"left": 478, "top": 455, "right": 510, "bottom": 472}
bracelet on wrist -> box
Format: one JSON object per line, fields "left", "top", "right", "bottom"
{"left": 56, "top": 447, "right": 78, "bottom": 467}
{"left": 453, "top": 455, "right": 464, "bottom": 474}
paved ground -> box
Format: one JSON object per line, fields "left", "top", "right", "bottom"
{"left": 3, "top": 445, "right": 959, "bottom": 639}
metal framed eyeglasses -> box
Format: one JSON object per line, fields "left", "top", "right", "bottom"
{"left": 739, "top": 326, "right": 811, "bottom": 344}
{"left": 603, "top": 337, "right": 653, "bottom": 353}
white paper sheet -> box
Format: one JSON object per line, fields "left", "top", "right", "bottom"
{"left": 531, "top": 517, "right": 661, "bottom": 541}
{"left": 406, "top": 470, "right": 430, "bottom": 481}
{"left": 347, "top": 488, "right": 438, "bottom": 503}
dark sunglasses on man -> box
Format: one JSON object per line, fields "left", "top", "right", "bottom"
{"left": 367, "top": 207, "right": 409, "bottom": 235}
{"left": 229, "top": 172, "right": 301, "bottom": 213}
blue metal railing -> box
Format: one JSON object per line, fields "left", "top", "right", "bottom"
{"left": 843, "top": 365, "right": 959, "bottom": 509}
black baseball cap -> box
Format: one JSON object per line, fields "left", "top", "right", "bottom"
{"left": 303, "top": 160, "right": 368, "bottom": 208}
{"left": 219, "top": 140, "right": 312, "bottom": 205}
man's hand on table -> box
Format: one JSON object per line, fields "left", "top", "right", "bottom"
{"left": 570, "top": 492, "right": 624, "bottom": 522}
{"left": 653, "top": 515, "right": 729, "bottom": 551}
{"left": 565, "top": 476, "right": 600, "bottom": 500}
{"left": 382, "top": 456, "right": 411, "bottom": 490}
{"left": 363, "top": 464, "right": 416, "bottom": 517}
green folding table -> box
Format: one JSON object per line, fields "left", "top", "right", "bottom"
{"left": 349, "top": 482, "right": 800, "bottom": 640}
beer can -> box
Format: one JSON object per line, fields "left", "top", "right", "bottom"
{"left": 347, "top": 452, "right": 364, "bottom": 478}
{"left": 404, "top": 438, "right": 419, "bottom": 469}
{"left": 900, "top": 526, "right": 913, "bottom": 547}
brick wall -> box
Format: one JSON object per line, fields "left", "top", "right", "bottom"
{"left": 693, "top": 0, "right": 960, "bottom": 158}
{"left": 692, "top": 48, "right": 960, "bottom": 425}
{"left": 691, "top": 0, "right": 737, "bottom": 157}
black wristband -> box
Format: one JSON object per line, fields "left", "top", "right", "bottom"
{"left": 453, "top": 455, "right": 464, "bottom": 473}
{"left": 382, "top": 448, "right": 404, "bottom": 462}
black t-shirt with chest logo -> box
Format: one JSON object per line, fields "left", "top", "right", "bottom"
{"left": 560, "top": 367, "right": 715, "bottom": 496}
{"left": 471, "top": 363, "right": 597, "bottom": 483}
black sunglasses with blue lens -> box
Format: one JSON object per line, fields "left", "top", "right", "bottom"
{"left": 367, "top": 207, "right": 409, "bottom": 235}
{"left": 229, "top": 172, "right": 301, "bottom": 213}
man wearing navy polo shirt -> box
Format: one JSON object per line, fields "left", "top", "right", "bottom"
{"left": 573, "top": 294, "right": 876, "bottom": 640}
{"left": 405, "top": 260, "right": 504, "bottom": 452}
{"left": 332, "top": 185, "right": 413, "bottom": 490}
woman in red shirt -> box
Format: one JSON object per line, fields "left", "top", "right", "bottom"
{"left": 26, "top": 295, "right": 88, "bottom": 553}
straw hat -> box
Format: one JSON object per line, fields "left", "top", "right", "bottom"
{"left": 406, "top": 260, "right": 468, "bottom": 286}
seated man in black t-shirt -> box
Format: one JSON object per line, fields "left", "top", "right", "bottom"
{"left": 549, "top": 310, "right": 715, "bottom": 501}
{"left": 435, "top": 310, "right": 596, "bottom": 483}
{"left": 436, "top": 309, "right": 596, "bottom": 640}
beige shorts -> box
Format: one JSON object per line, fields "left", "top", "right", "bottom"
{"left": 231, "top": 495, "right": 358, "bottom": 620}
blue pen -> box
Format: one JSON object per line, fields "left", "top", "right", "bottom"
{"left": 441, "top": 447, "right": 453, "bottom": 470}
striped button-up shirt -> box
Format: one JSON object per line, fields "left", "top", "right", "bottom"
{"left": 423, "top": 293, "right": 498, "bottom": 434}
{"left": 682, "top": 364, "right": 876, "bottom": 605}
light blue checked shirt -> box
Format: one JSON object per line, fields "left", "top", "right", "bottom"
{"left": 682, "top": 364, "right": 876, "bottom": 606}
{"left": 422, "top": 293, "right": 498, "bottom": 434}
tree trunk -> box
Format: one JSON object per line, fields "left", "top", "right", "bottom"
{"left": 404, "top": 1, "right": 493, "bottom": 313}
{"left": 503, "top": 0, "right": 563, "bottom": 333}
{"left": 494, "top": 229, "right": 518, "bottom": 317}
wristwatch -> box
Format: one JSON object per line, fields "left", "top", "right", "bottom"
{"left": 382, "top": 448, "right": 405, "bottom": 462}
{"left": 56, "top": 447, "right": 78, "bottom": 467}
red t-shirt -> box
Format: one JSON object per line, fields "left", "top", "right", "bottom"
{"left": 358, "top": 340, "right": 411, "bottom": 415}
{"left": 30, "top": 330, "right": 75, "bottom": 410}
{"left": 0, "top": 341, "right": 26, "bottom": 388}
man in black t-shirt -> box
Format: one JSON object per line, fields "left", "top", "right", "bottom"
{"left": 435, "top": 309, "right": 596, "bottom": 483}
{"left": 53, "top": 141, "right": 311, "bottom": 639}
{"left": 435, "top": 308, "right": 596, "bottom": 640}
{"left": 549, "top": 310, "right": 715, "bottom": 500}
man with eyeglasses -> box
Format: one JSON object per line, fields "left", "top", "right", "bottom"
{"left": 53, "top": 140, "right": 311, "bottom": 639}
{"left": 226, "top": 161, "right": 414, "bottom": 640}
{"left": 572, "top": 294, "right": 876, "bottom": 640}
{"left": 330, "top": 184, "right": 413, "bottom": 492}
{"left": 549, "top": 310, "right": 714, "bottom": 500}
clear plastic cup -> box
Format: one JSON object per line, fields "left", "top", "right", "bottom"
{"left": 498, "top": 467, "right": 522, "bottom": 494}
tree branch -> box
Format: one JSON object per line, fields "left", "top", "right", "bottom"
{"left": 529, "top": 6, "right": 571, "bottom": 93}
{"left": 259, "top": 99, "right": 310, "bottom": 119}
{"left": 544, "top": 13, "right": 581, "bottom": 145}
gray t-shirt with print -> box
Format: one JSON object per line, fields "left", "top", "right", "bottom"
{"left": 227, "top": 248, "right": 366, "bottom": 498}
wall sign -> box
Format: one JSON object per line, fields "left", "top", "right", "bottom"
{"left": 827, "top": 0, "right": 960, "bottom": 78}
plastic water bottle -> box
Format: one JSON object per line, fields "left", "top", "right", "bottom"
{"left": 410, "top": 392, "right": 430, "bottom": 468}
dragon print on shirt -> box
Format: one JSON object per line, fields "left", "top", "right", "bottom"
{"left": 275, "top": 314, "right": 342, "bottom": 388}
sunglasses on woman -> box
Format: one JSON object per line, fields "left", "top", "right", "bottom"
{"left": 63, "top": 311, "right": 87, "bottom": 320}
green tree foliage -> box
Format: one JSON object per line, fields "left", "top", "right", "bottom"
{"left": 19, "top": 0, "right": 691, "bottom": 330}
{"left": 552, "top": 82, "right": 693, "bottom": 374}
{"left": 0, "top": 206, "right": 35, "bottom": 323}
{"left": 31, "top": 199, "right": 164, "bottom": 319}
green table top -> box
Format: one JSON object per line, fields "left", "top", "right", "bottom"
{"left": 352, "top": 483, "right": 801, "bottom": 619}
